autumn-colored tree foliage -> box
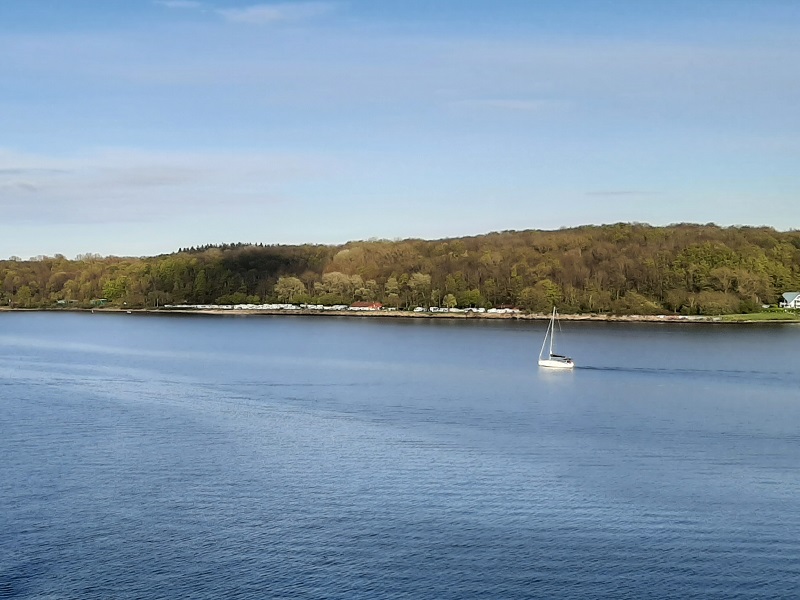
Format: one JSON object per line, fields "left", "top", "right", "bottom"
{"left": 2, "top": 224, "right": 799, "bottom": 315}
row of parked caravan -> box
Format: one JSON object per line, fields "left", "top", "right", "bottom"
{"left": 164, "top": 303, "right": 521, "bottom": 313}
{"left": 418, "top": 307, "right": 521, "bottom": 314}
{"left": 165, "top": 303, "right": 367, "bottom": 311}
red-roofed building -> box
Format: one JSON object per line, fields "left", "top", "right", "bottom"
{"left": 349, "top": 301, "right": 383, "bottom": 311}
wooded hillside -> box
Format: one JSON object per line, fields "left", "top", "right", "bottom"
{"left": 3, "top": 224, "right": 799, "bottom": 315}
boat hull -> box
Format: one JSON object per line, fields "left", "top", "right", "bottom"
{"left": 538, "top": 358, "right": 574, "bottom": 369}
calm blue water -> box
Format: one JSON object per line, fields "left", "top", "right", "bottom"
{"left": 1, "top": 312, "right": 799, "bottom": 599}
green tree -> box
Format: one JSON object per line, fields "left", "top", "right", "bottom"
{"left": 384, "top": 276, "right": 400, "bottom": 298}
{"left": 15, "top": 285, "right": 32, "bottom": 307}
{"left": 102, "top": 276, "right": 127, "bottom": 301}
{"left": 611, "top": 291, "right": 664, "bottom": 315}
{"left": 457, "top": 288, "right": 485, "bottom": 308}
{"left": 408, "top": 272, "right": 432, "bottom": 307}
{"left": 193, "top": 269, "right": 208, "bottom": 302}
{"left": 274, "top": 276, "right": 307, "bottom": 303}
{"left": 518, "top": 286, "right": 548, "bottom": 313}
{"left": 314, "top": 271, "right": 353, "bottom": 304}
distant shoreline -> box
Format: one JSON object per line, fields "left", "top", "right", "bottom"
{"left": 3, "top": 306, "right": 798, "bottom": 324}
{"left": 144, "top": 308, "right": 712, "bottom": 323}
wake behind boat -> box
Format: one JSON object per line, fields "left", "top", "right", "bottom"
{"left": 539, "top": 307, "right": 574, "bottom": 369}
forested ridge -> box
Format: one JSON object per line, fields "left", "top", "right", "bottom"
{"left": 2, "top": 223, "right": 800, "bottom": 315}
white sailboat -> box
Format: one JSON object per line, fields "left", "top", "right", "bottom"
{"left": 538, "top": 307, "right": 574, "bottom": 369}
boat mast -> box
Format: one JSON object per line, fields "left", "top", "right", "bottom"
{"left": 549, "top": 307, "right": 556, "bottom": 356}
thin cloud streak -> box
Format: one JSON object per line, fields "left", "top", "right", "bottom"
{"left": 452, "top": 99, "right": 566, "bottom": 113}
{"left": 217, "top": 2, "right": 338, "bottom": 24}
{"left": 0, "top": 168, "right": 67, "bottom": 175}
{"left": 0, "top": 148, "right": 337, "bottom": 225}
{"left": 586, "top": 190, "right": 658, "bottom": 197}
{"left": 0, "top": 181, "right": 38, "bottom": 192}
{"left": 154, "top": 0, "right": 203, "bottom": 8}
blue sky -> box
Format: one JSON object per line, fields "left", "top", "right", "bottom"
{"left": 1, "top": 1, "right": 798, "bottom": 258}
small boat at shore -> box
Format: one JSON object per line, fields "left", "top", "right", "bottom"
{"left": 538, "top": 307, "right": 574, "bottom": 369}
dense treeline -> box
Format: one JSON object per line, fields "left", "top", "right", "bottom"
{"left": 2, "top": 223, "right": 800, "bottom": 315}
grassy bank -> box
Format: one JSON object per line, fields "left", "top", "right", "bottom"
{"left": 719, "top": 311, "right": 800, "bottom": 322}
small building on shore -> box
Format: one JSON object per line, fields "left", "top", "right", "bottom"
{"left": 780, "top": 292, "right": 800, "bottom": 309}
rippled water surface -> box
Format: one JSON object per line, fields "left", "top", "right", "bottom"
{"left": 1, "top": 312, "right": 799, "bottom": 599}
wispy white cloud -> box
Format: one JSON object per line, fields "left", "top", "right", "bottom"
{"left": 0, "top": 148, "right": 336, "bottom": 225}
{"left": 586, "top": 190, "right": 657, "bottom": 197}
{"left": 154, "top": 0, "right": 203, "bottom": 8}
{"left": 217, "top": 2, "right": 337, "bottom": 24}
{"left": 0, "top": 181, "right": 38, "bottom": 193}
{"left": 452, "top": 99, "right": 565, "bottom": 113}
{"left": 0, "top": 168, "right": 66, "bottom": 176}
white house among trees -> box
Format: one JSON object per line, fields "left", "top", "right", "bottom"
{"left": 780, "top": 292, "right": 800, "bottom": 308}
